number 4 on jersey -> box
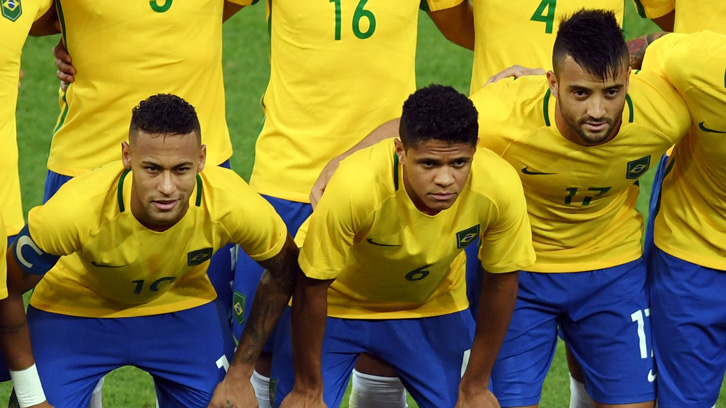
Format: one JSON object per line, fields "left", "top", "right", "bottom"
{"left": 531, "top": 0, "right": 556, "bottom": 34}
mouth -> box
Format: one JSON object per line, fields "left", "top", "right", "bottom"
{"left": 430, "top": 192, "right": 455, "bottom": 201}
{"left": 152, "top": 199, "right": 178, "bottom": 211}
{"left": 583, "top": 122, "right": 608, "bottom": 133}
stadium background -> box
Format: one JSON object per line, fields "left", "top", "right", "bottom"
{"left": 4, "top": 1, "right": 724, "bottom": 406}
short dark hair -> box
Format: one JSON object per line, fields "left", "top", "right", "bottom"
{"left": 129, "top": 94, "right": 201, "bottom": 143}
{"left": 552, "top": 9, "right": 628, "bottom": 80}
{"left": 399, "top": 84, "right": 478, "bottom": 149}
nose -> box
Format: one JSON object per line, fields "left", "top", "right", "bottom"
{"left": 158, "top": 171, "right": 175, "bottom": 195}
{"left": 587, "top": 97, "right": 606, "bottom": 120}
{"left": 434, "top": 167, "right": 455, "bottom": 187}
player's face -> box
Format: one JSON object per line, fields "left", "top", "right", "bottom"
{"left": 548, "top": 55, "right": 630, "bottom": 146}
{"left": 122, "top": 131, "right": 206, "bottom": 231}
{"left": 395, "top": 138, "right": 475, "bottom": 216}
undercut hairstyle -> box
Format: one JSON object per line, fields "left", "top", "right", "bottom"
{"left": 129, "top": 94, "right": 202, "bottom": 143}
{"left": 399, "top": 84, "right": 478, "bottom": 149}
{"left": 552, "top": 9, "right": 628, "bottom": 81}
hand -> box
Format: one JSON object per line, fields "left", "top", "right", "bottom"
{"left": 483, "top": 65, "right": 545, "bottom": 87}
{"left": 279, "top": 389, "right": 326, "bottom": 408}
{"left": 455, "top": 388, "right": 500, "bottom": 408}
{"left": 53, "top": 39, "right": 76, "bottom": 92}
{"left": 208, "top": 375, "right": 258, "bottom": 408}
{"left": 309, "top": 156, "right": 344, "bottom": 209}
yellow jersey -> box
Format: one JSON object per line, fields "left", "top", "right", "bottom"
{"left": 471, "top": 73, "right": 689, "bottom": 272}
{"left": 642, "top": 31, "right": 726, "bottom": 269}
{"left": 470, "top": 0, "right": 624, "bottom": 93}
{"left": 633, "top": 0, "right": 726, "bottom": 34}
{"left": 298, "top": 139, "right": 535, "bottom": 319}
{"left": 0, "top": 215, "right": 7, "bottom": 299}
{"left": 47, "top": 0, "right": 253, "bottom": 177}
{"left": 249, "top": 0, "right": 462, "bottom": 203}
{"left": 1, "top": 0, "right": 53, "bottom": 236}
{"left": 28, "top": 162, "right": 287, "bottom": 318}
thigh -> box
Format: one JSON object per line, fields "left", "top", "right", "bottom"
{"left": 649, "top": 249, "right": 726, "bottom": 408}
{"left": 561, "top": 259, "right": 655, "bottom": 405}
{"left": 27, "top": 306, "right": 118, "bottom": 408}
{"left": 492, "top": 272, "right": 560, "bottom": 408}
{"left": 232, "top": 196, "right": 311, "bottom": 343}
{"left": 206, "top": 160, "right": 236, "bottom": 321}
{"left": 133, "top": 301, "right": 235, "bottom": 408}
{"left": 375, "top": 312, "right": 474, "bottom": 408}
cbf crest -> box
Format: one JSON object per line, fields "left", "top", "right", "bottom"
{"left": 626, "top": 156, "right": 651, "bottom": 180}
{"left": 456, "top": 225, "right": 480, "bottom": 249}
{"left": 2, "top": 0, "right": 22, "bottom": 22}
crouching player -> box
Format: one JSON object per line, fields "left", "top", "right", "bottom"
{"left": 272, "top": 85, "right": 536, "bottom": 408}
{"left": 0, "top": 94, "right": 300, "bottom": 408}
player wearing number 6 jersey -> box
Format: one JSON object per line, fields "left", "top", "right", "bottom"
{"left": 272, "top": 85, "right": 535, "bottom": 408}
{"left": 469, "top": 10, "right": 690, "bottom": 408}
{"left": 639, "top": 31, "right": 726, "bottom": 408}
{"left": 0, "top": 94, "right": 301, "bottom": 408}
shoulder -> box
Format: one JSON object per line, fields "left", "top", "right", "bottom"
{"left": 333, "top": 139, "right": 397, "bottom": 203}
{"left": 469, "top": 148, "right": 523, "bottom": 196}
{"left": 627, "top": 71, "right": 690, "bottom": 138}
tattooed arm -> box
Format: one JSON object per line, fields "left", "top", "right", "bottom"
{"left": 209, "top": 234, "right": 300, "bottom": 408}
{"left": 628, "top": 31, "right": 670, "bottom": 69}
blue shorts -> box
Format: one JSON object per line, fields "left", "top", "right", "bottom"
{"left": 270, "top": 308, "right": 474, "bottom": 408}
{"left": 643, "top": 153, "right": 670, "bottom": 266}
{"left": 27, "top": 301, "right": 234, "bottom": 408}
{"left": 464, "top": 236, "right": 482, "bottom": 319}
{"left": 492, "top": 259, "right": 655, "bottom": 406}
{"left": 44, "top": 163, "right": 237, "bottom": 321}
{"left": 650, "top": 248, "right": 726, "bottom": 408}
{"left": 232, "top": 196, "right": 311, "bottom": 345}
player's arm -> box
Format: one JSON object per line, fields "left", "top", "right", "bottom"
{"left": 650, "top": 10, "right": 674, "bottom": 31}
{"left": 456, "top": 269, "right": 519, "bottom": 408}
{"left": 427, "top": 1, "right": 474, "bottom": 50}
{"left": 223, "top": 1, "right": 245, "bottom": 22}
{"left": 29, "top": 3, "right": 60, "bottom": 36}
{"left": 278, "top": 273, "right": 332, "bottom": 408}
{"left": 209, "top": 234, "right": 300, "bottom": 408}
{"left": 310, "top": 118, "right": 400, "bottom": 207}
{"left": 627, "top": 31, "right": 669, "bottom": 69}
{"left": 0, "top": 228, "right": 60, "bottom": 408}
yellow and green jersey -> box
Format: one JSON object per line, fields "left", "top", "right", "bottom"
{"left": 249, "top": 0, "right": 462, "bottom": 203}
{"left": 470, "top": 0, "right": 624, "bottom": 94}
{"left": 471, "top": 73, "right": 689, "bottom": 272}
{"left": 297, "top": 139, "right": 535, "bottom": 319}
{"left": 0, "top": 215, "right": 7, "bottom": 299}
{"left": 47, "top": 0, "right": 253, "bottom": 177}
{"left": 29, "top": 162, "right": 287, "bottom": 318}
{"left": 1, "top": 0, "right": 53, "bottom": 236}
{"left": 642, "top": 31, "right": 726, "bottom": 269}
{"left": 633, "top": 0, "right": 726, "bottom": 33}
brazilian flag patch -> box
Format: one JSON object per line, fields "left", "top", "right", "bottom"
{"left": 187, "top": 248, "right": 212, "bottom": 266}
{"left": 456, "top": 225, "right": 480, "bottom": 249}
{"left": 626, "top": 155, "right": 651, "bottom": 180}
{"left": 2, "top": 0, "right": 22, "bottom": 21}
{"left": 233, "top": 290, "right": 247, "bottom": 325}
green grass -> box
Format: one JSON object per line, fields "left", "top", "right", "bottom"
{"left": 6, "top": 2, "right": 725, "bottom": 407}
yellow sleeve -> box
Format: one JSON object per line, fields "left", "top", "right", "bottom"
{"left": 299, "top": 160, "right": 375, "bottom": 281}
{"left": 26, "top": 183, "right": 90, "bottom": 257}
{"left": 423, "top": 0, "right": 464, "bottom": 12}
{"left": 35, "top": 0, "right": 54, "bottom": 19}
{"left": 225, "top": 0, "right": 258, "bottom": 6}
{"left": 632, "top": 0, "right": 674, "bottom": 19}
{"left": 475, "top": 152, "right": 536, "bottom": 273}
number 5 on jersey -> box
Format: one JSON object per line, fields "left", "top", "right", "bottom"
{"left": 330, "top": 0, "right": 377, "bottom": 40}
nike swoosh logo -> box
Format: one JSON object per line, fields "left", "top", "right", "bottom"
{"left": 647, "top": 369, "right": 656, "bottom": 383}
{"left": 366, "top": 238, "right": 402, "bottom": 247}
{"left": 521, "top": 166, "right": 556, "bottom": 175}
{"left": 699, "top": 122, "right": 726, "bottom": 134}
{"left": 91, "top": 261, "right": 125, "bottom": 268}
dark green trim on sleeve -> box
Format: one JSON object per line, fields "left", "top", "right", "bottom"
{"left": 393, "top": 153, "right": 399, "bottom": 191}
{"left": 632, "top": 0, "right": 648, "bottom": 18}
{"left": 118, "top": 169, "right": 131, "bottom": 212}
{"left": 267, "top": 0, "right": 272, "bottom": 38}
{"left": 56, "top": 0, "right": 67, "bottom": 50}
{"left": 543, "top": 89, "right": 551, "bottom": 127}
{"left": 195, "top": 174, "right": 203, "bottom": 207}
{"left": 625, "top": 94, "right": 634, "bottom": 123}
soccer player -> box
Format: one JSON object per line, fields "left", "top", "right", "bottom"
{"left": 632, "top": 0, "right": 726, "bottom": 33}
{"left": 467, "top": 10, "right": 691, "bottom": 408}
{"left": 638, "top": 31, "right": 726, "bottom": 408}
{"left": 0, "top": 94, "right": 299, "bottom": 408}
{"left": 273, "top": 84, "right": 535, "bottom": 408}
{"left": 469, "top": 0, "right": 624, "bottom": 93}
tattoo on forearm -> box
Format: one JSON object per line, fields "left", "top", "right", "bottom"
{"left": 0, "top": 317, "right": 27, "bottom": 335}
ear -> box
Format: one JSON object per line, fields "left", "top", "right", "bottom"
{"left": 546, "top": 70, "right": 558, "bottom": 96}
{"left": 198, "top": 144, "right": 207, "bottom": 172}
{"left": 394, "top": 138, "right": 405, "bottom": 164}
{"left": 121, "top": 141, "right": 132, "bottom": 169}
{"left": 624, "top": 67, "right": 631, "bottom": 94}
